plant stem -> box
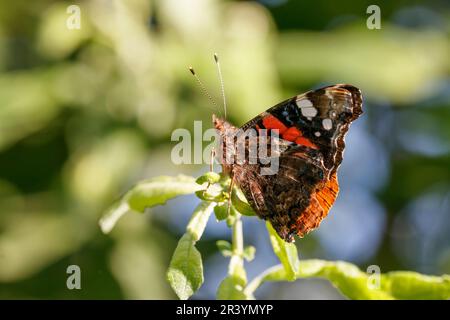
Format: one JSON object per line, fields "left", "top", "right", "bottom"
{"left": 244, "top": 264, "right": 284, "bottom": 296}
{"left": 232, "top": 212, "right": 243, "bottom": 253}
{"left": 228, "top": 212, "right": 245, "bottom": 279}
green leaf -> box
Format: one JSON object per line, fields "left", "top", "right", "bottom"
{"left": 231, "top": 189, "right": 256, "bottom": 216}
{"left": 266, "top": 221, "right": 299, "bottom": 280}
{"left": 195, "top": 188, "right": 227, "bottom": 202}
{"left": 167, "top": 233, "right": 203, "bottom": 300}
{"left": 297, "top": 260, "right": 392, "bottom": 299}
{"left": 249, "top": 261, "right": 392, "bottom": 299}
{"left": 217, "top": 275, "right": 249, "bottom": 300}
{"left": 216, "top": 240, "right": 232, "bottom": 257}
{"left": 99, "top": 201, "right": 130, "bottom": 234}
{"left": 127, "top": 175, "right": 201, "bottom": 212}
{"left": 214, "top": 203, "right": 229, "bottom": 221}
{"left": 245, "top": 260, "right": 450, "bottom": 300}
{"left": 186, "top": 201, "right": 216, "bottom": 242}
{"left": 381, "top": 272, "right": 450, "bottom": 300}
{"left": 196, "top": 172, "right": 221, "bottom": 185}
{"left": 243, "top": 246, "right": 256, "bottom": 262}
{"left": 99, "top": 175, "right": 201, "bottom": 233}
{"left": 167, "top": 201, "right": 215, "bottom": 300}
{"left": 218, "top": 174, "right": 232, "bottom": 188}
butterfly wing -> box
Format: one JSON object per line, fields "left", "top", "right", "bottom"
{"left": 233, "top": 84, "right": 363, "bottom": 241}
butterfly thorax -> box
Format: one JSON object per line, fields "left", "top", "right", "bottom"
{"left": 213, "top": 114, "right": 238, "bottom": 175}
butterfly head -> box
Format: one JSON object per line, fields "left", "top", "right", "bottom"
{"left": 212, "top": 114, "right": 235, "bottom": 133}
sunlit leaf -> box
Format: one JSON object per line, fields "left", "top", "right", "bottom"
{"left": 245, "top": 260, "right": 450, "bottom": 300}
{"left": 266, "top": 221, "right": 299, "bottom": 280}
{"left": 99, "top": 175, "right": 201, "bottom": 233}
{"left": 214, "top": 203, "right": 229, "bottom": 221}
{"left": 186, "top": 201, "right": 216, "bottom": 242}
{"left": 195, "top": 186, "right": 227, "bottom": 202}
{"left": 217, "top": 275, "right": 249, "bottom": 300}
{"left": 196, "top": 172, "right": 221, "bottom": 185}
{"left": 166, "top": 233, "right": 203, "bottom": 300}
{"left": 127, "top": 175, "right": 201, "bottom": 212}
{"left": 167, "top": 201, "right": 215, "bottom": 300}
{"left": 243, "top": 246, "right": 256, "bottom": 262}
{"left": 99, "top": 201, "right": 130, "bottom": 234}
{"left": 381, "top": 272, "right": 450, "bottom": 300}
{"left": 231, "top": 189, "right": 256, "bottom": 216}
{"left": 216, "top": 240, "right": 232, "bottom": 257}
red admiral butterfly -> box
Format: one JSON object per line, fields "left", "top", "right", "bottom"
{"left": 214, "top": 84, "right": 363, "bottom": 242}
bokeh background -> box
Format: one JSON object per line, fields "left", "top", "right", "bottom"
{"left": 0, "top": 0, "right": 449, "bottom": 299}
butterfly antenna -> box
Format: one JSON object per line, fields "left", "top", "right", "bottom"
{"left": 189, "top": 66, "right": 221, "bottom": 116}
{"left": 214, "top": 53, "right": 227, "bottom": 119}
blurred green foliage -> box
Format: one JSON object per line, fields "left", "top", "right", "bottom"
{"left": 0, "top": 0, "right": 449, "bottom": 299}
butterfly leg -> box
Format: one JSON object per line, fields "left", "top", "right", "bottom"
{"left": 209, "top": 147, "right": 215, "bottom": 172}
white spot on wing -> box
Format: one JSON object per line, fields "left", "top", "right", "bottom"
{"left": 322, "top": 118, "right": 333, "bottom": 130}
{"left": 296, "top": 99, "right": 318, "bottom": 117}
{"left": 315, "top": 131, "right": 321, "bottom": 137}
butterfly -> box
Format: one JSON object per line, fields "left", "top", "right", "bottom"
{"left": 213, "top": 84, "right": 363, "bottom": 242}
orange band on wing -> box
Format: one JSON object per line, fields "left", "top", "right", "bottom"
{"left": 293, "top": 173, "right": 339, "bottom": 237}
{"left": 315, "top": 174, "right": 339, "bottom": 212}
{"left": 262, "top": 116, "right": 318, "bottom": 149}
{"left": 262, "top": 115, "right": 287, "bottom": 134}
{"left": 282, "top": 126, "right": 303, "bottom": 141}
